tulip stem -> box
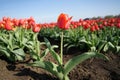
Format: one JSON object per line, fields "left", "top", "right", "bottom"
{"left": 60, "top": 31, "right": 64, "bottom": 65}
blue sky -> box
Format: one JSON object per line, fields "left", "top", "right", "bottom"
{"left": 0, "top": 0, "right": 120, "bottom": 23}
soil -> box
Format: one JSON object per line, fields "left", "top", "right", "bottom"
{"left": 0, "top": 42, "right": 120, "bottom": 80}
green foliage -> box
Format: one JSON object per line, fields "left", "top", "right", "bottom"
{"left": 0, "top": 28, "right": 26, "bottom": 61}
{"left": 44, "top": 38, "right": 61, "bottom": 65}
{"left": 28, "top": 38, "right": 108, "bottom": 80}
{"left": 38, "top": 26, "right": 120, "bottom": 53}
{"left": 0, "top": 17, "right": 119, "bottom": 80}
{"left": 39, "top": 27, "right": 61, "bottom": 40}
{"left": 0, "top": 27, "right": 41, "bottom": 62}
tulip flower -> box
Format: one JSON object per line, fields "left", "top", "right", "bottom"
{"left": 57, "top": 13, "right": 72, "bottom": 30}
{"left": 4, "top": 21, "right": 13, "bottom": 31}
{"left": 57, "top": 13, "right": 72, "bottom": 65}
{"left": 90, "top": 26, "right": 96, "bottom": 32}
{"left": 117, "top": 23, "right": 120, "bottom": 28}
{"left": 32, "top": 24, "right": 41, "bottom": 33}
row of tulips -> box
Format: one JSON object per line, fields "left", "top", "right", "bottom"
{"left": 0, "top": 17, "right": 45, "bottom": 62}
{"left": 39, "top": 17, "right": 120, "bottom": 53}
{"left": 71, "top": 17, "right": 120, "bottom": 31}
{"left": 0, "top": 14, "right": 118, "bottom": 80}
{"left": 1, "top": 16, "right": 119, "bottom": 33}
{"left": 0, "top": 17, "right": 41, "bottom": 32}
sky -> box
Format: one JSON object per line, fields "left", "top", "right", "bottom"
{"left": 0, "top": 0, "right": 120, "bottom": 23}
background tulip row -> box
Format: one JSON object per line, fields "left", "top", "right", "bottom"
{"left": 0, "top": 17, "right": 43, "bottom": 62}
{"left": 39, "top": 17, "right": 120, "bottom": 53}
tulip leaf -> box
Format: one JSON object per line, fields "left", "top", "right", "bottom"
{"left": 103, "top": 42, "right": 115, "bottom": 52}
{"left": 40, "top": 45, "right": 58, "bottom": 60}
{"left": 12, "top": 48, "right": 25, "bottom": 61}
{"left": 0, "top": 36, "right": 7, "bottom": 44}
{"left": 44, "top": 38, "right": 61, "bottom": 65}
{"left": 28, "top": 61, "right": 64, "bottom": 80}
{"left": 115, "top": 46, "right": 120, "bottom": 53}
{"left": 64, "top": 52, "right": 108, "bottom": 75}
{"left": 97, "top": 41, "right": 106, "bottom": 52}
{"left": 66, "top": 44, "right": 76, "bottom": 52}
{"left": 0, "top": 48, "right": 10, "bottom": 58}
{"left": 108, "top": 42, "right": 115, "bottom": 48}
{"left": 40, "top": 48, "right": 49, "bottom": 60}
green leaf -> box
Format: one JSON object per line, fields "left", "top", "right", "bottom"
{"left": 95, "top": 53, "right": 109, "bottom": 61}
{"left": 15, "top": 54, "right": 24, "bottom": 61}
{"left": 12, "top": 48, "right": 25, "bottom": 61}
{"left": 108, "top": 42, "right": 115, "bottom": 49}
{"left": 40, "top": 45, "right": 58, "bottom": 60}
{"left": 90, "top": 46, "right": 96, "bottom": 51}
{"left": 12, "top": 48, "right": 25, "bottom": 56}
{"left": 66, "top": 44, "right": 76, "bottom": 52}
{"left": 103, "top": 42, "right": 109, "bottom": 52}
{"left": 13, "top": 45, "right": 20, "bottom": 50}
{"left": 64, "top": 52, "right": 108, "bottom": 75}
{"left": 103, "top": 42, "right": 115, "bottom": 52}
{"left": 97, "top": 41, "right": 106, "bottom": 52}
{"left": 22, "top": 38, "right": 28, "bottom": 45}
{"left": 64, "top": 43, "right": 69, "bottom": 48}
{"left": 0, "top": 36, "right": 7, "bottom": 44}
{"left": 79, "top": 39, "right": 92, "bottom": 46}
{"left": 40, "top": 48, "right": 49, "bottom": 60}
{"left": 8, "top": 34, "right": 13, "bottom": 49}
{"left": 28, "top": 61, "right": 64, "bottom": 80}
{"left": 115, "top": 46, "right": 120, "bottom": 53}
{"left": 0, "top": 49, "right": 10, "bottom": 58}
{"left": 30, "top": 51, "right": 40, "bottom": 60}
{"left": 15, "top": 30, "right": 19, "bottom": 39}
{"left": 26, "top": 41, "right": 34, "bottom": 46}
{"left": 44, "top": 38, "right": 61, "bottom": 65}
{"left": 44, "top": 38, "right": 52, "bottom": 48}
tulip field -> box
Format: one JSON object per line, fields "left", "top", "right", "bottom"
{"left": 0, "top": 14, "right": 120, "bottom": 80}
{"left": 39, "top": 17, "right": 120, "bottom": 53}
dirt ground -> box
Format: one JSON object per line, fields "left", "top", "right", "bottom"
{"left": 0, "top": 48, "right": 120, "bottom": 80}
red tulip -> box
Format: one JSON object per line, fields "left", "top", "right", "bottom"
{"left": 95, "top": 25, "right": 99, "bottom": 30}
{"left": 103, "top": 21, "right": 107, "bottom": 26}
{"left": 4, "top": 22, "right": 13, "bottom": 30}
{"left": 19, "top": 19, "right": 25, "bottom": 26}
{"left": 27, "top": 17, "right": 35, "bottom": 27}
{"left": 90, "top": 26, "right": 96, "bottom": 32}
{"left": 99, "top": 24, "right": 104, "bottom": 29}
{"left": 83, "top": 24, "right": 90, "bottom": 30}
{"left": 32, "top": 24, "right": 41, "bottom": 33}
{"left": 57, "top": 13, "right": 72, "bottom": 30}
{"left": 12, "top": 18, "right": 19, "bottom": 26}
{"left": 117, "top": 23, "right": 120, "bottom": 28}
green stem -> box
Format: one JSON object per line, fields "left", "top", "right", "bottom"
{"left": 60, "top": 31, "right": 63, "bottom": 65}
{"left": 20, "top": 27, "right": 23, "bottom": 47}
{"left": 34, "top": 33, "right": 39, "bottom": 53}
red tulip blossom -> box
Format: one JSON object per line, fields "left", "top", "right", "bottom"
{"left": 32, "top": 24, "right": 41, "bottom": 33}
{"left": 90, "top": 26, "right": 96, "bottom": 32}
{"left": 57, "top": 13, "right": 72, "bottom": 30}
{"left": 4, "top": 21, "right": 13, "bottom": 31}
{"left": 12, "top": 18, "right": 19, "bottom": 26}
{"left": 117, "top": 23, "right": 120, "bottom": 28}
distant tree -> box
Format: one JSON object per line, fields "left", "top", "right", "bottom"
{"left": 84, "top": 18, "right": 90, "bottom": 20}
{"left": 91, "top": 16, "right": 102, "bottom": 20}
{"left": 104, "top": 15, "right": 114, "bottom": 18}
{"left": 114, "top": 14, "right": 120, "bottom": 18}
{"left": 83, "top": 14, "right": 120, "bottom": 20}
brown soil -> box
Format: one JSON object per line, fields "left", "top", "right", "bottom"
{"left": 0, "top": 49, "right": 120, "bottom": 80}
